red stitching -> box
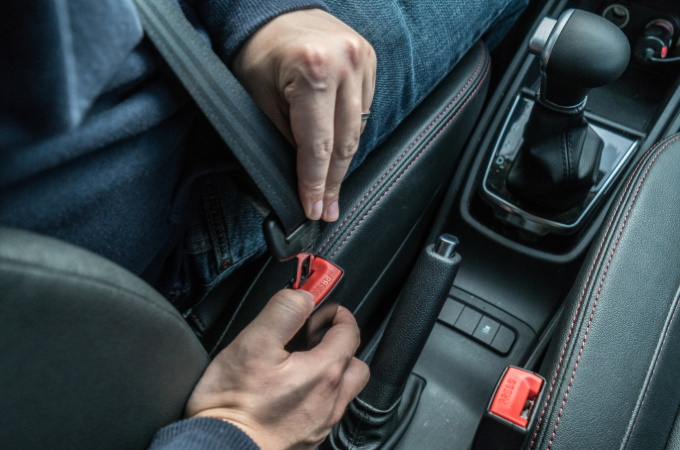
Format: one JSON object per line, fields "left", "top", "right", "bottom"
{"left": 327, "top": 60, "right": 490, "bottom": 260}
{"left": 544, "top": 135, "right": 680, "bottom": 450}
{"left": 529, "top": 135, "right": 677, "bottom": 449}
{"left": 625, "top": 291, "right": 680, "bottom": 447}
{"left": 317, "top": 48, "right": 487, "bottom": 255}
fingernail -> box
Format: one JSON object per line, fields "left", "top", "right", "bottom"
{"left": 311, "top": 200, "right": 323, "bottom": 220}
{"left": 325, "top": 201, "right": 339, "bottom": 222}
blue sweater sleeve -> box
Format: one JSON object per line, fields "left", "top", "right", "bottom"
{"left": 149, "top": 417, "right": 261, "bottom": 450}
{"left": 191, "top": 0, "right": 329, "bottom": 64}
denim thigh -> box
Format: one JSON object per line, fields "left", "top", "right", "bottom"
{"left": 166, "top": 174, "right": 266, "bottom": 308}
{"left": 324, "top": 0, "right": 529, "bottom": 171}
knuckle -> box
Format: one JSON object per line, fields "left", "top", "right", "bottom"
{"left": 359, "top": 360, "right": 371, "bottom": 383}
{"left": 341, "top": 35, "right": 373, "bottom": 68}
{"left": 324, "top": 362, "right": 345, "bottom": 388}
{"left": 271, "top": 290, "right": 311, "bottom": 319}
{"left": 310, "top": 139, "right": 334, "bottom": 161}
{"left": 341, "top": 36, "right": 363, "bottom": 66}
{"left": 299, "top": 45, "right": 332, "bottom": 86}
{"left": 324, "top": 182, "right": 341, "bottom": 197}
{"left": 337, "top": 135, "right": 360, "bottom": 159}
{"left": 299, "top": 181, "right": 326, "bottom": 198}
{"left": 330, "top": 408, "right": 346, "bottom": 425}
{"left": 367, "top": 44, "right": 377, "bottom": 65}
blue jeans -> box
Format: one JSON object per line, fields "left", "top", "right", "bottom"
{"left": 166, "top": 0, "right": 528, "bottom": 307}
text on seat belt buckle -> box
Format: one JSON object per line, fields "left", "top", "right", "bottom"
{"left": 472, "top": 366, "right": 545, "bottom": 449}
{"left": 292, "top": 253, "right": 343, "bottom": 307}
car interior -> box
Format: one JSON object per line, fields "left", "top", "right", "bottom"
{"left": 2, "top": 0, "right": 680, "bottom": 448}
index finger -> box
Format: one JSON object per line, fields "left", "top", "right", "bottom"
{"left": 288, "top": 83, "right": 337, "bottom": 221}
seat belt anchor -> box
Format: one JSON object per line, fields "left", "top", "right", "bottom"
{"left": 472, "top": 366, "right": 546, "bottom": 449}
{"left": 263, "top": 213, "right": 322, "bottom": 262}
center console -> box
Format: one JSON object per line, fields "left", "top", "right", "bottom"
{"left": 388, "top": 0, "right": 680, "bottom": 447}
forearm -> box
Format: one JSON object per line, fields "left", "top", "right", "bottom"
{"left": 186, "top": 0, "right": 329, "bottom": 64}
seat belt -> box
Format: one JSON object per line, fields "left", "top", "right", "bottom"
{"left": 132, "top": 0, "right": 320, "bottom": 261}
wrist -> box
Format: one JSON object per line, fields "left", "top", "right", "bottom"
{"left": 193, "top": 410, "right": 277, "bottom": 450}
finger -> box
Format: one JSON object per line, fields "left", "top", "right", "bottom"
{"left": 305, "top": 306, "right": 361, "bottom": 365}
{"left": 336, "top": 357, "right": 370, "bottom": 408}
{"left": 288, "top": 79, "right": 337, "bottom": 221}
{"left": 241, "top": 289, "right": 315, "bottom": 348}
{"left": 360, "top": 50, "right": 377, "bottom": 135}
{"left": 322, "top": 79, "right": 362, "bottom": 222}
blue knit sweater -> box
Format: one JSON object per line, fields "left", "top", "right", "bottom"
{"left": 0, "top": 0, "right": 325, "bottom": 288}
{"left": 0, "top": 1, "right": 327, "bottom": 448}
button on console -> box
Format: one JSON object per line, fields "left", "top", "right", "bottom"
{"left": 491, "top": 326, "right": 516, "bottom": 354}
{"left": 454, "top": 307, "right": 482, "bottom": 335}
{"left": 472, "top": 316, "right": 500, "bottom": 344}
{"left": 439, "top": 300, "right": 464, "bottom": 328}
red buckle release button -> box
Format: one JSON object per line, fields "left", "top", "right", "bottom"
{"left": 292, "top": 254, "right": 343, "bottom": 306}
{"left": 489, "top": 367, "right": 544, "bottom": 428}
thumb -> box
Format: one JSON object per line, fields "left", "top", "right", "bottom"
{"left": 243, "top": 289, "right": 315, "bottom": 348}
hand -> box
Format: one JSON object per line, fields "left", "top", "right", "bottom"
{"left": 185, "top": 289, "right": 370, "bottom": 449}
{"left": 232, "top": 9, "right": 377, "bottom": 222}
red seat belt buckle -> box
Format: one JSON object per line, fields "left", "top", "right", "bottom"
{"left": 292, "top": 253, "right": 343, "bottom": 307}
{"left": 473, "top": 366, "right": 545, "bottom": 449}
{"left": 285, "top": 254, "right": 343, "bottom": 352}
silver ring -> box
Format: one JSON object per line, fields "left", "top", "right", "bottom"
{"left": 361, "top": 110, "right": 371, "bottom": 121}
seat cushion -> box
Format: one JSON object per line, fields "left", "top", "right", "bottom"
{"left": 529, "top": 134, "right": 680, "bottom": 450}
{"left": 0, "top": 227, "right": 209, "bottom": 449}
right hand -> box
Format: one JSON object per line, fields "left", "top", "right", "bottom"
{"left": 232, "top": 9, "right": 377, "bottom": 223}
{"left": 185, "top": 289, "right": 370, "bottom": 449}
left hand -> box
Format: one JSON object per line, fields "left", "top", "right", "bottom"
{"left": 232, "top": 8, "right": 377, "bottom": 222}
{"left": 185, "top": 289, "right": 370, "bottom": 449}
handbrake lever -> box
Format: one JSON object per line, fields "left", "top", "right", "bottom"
{"left": 326, "top": 234, "right": 462, "bottom": 450}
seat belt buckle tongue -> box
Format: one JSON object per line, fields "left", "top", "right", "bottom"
{"left": 472, "top": 366, "right": 545, "bottom": 449}
{"left": 263, "top": 214, "right": 321, "bottom": 262}
{"left": 292, "top": 253, "right": 343, "bottom": 307}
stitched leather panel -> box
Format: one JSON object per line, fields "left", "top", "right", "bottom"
{"left": 316, "top": 42, "right": 489, "bottom": 317}
{"left": 529, "top": 134, "right": 680, "bottom": 450}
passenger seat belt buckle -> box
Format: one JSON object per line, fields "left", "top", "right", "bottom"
{"left": 285, "top": 253, "right": 344, "bottom": 352}
{"left": 472, "top": 366, "right": 545, "bottom": 449}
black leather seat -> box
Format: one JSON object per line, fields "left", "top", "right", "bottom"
{"left": 0, "top": 227, "right": 209, "bottom": 449}
{"left": 528, "top": 133, "right": 680, "bottom": 449}
{"left": 0, "top": 42, "right": 490, "bottom": 448}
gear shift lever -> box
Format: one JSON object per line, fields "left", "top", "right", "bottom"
{"left": 507, "top": 9, "right": 630, "bottom": 212}
{"left": 532, "top": 9, "right": 630, "bottom": 109}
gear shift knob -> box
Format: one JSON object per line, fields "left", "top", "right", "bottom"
{"left": 530, "top": 9, "right": 630, "bottom": 108}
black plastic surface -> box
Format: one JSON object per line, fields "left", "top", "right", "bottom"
{"left": 394, "top": 289, "right": 536, "bottom": 450}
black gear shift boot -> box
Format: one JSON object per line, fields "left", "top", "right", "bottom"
{"left": 506, "top": 101, "right": 603, "bottom": 212}
{"left": 326, "top": 375, "right": 425, "bottom": 450}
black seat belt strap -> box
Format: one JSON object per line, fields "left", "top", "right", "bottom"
{"left": 132, "top": 0, "right": 320, "bottom": 260}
